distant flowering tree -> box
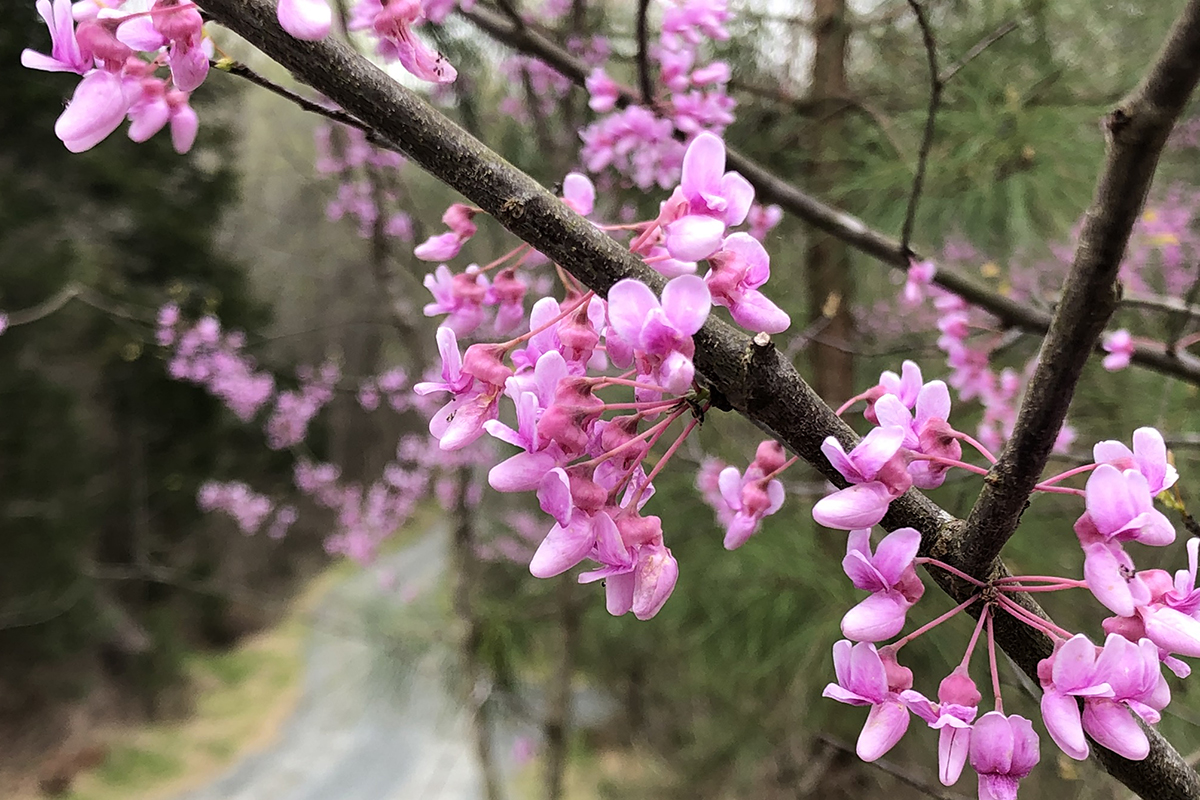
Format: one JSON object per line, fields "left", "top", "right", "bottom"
{"left": 17, "top": 1, "right": 1200, "bottom": 798}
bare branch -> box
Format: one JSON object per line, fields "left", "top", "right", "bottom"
{"left": 939, "top": 20, "right": 1020, "bottom": 84}
{"left": 635, "top": 0, "right": 654, "bottom": 105}
{"left": 960, "top": 0, "right": 1200, "bottom": 583}
{"left": 212, "top": 58, "right": 374, "bottom": 134}
{"left": 900, "top": 0, "right": 941, "bottom": 255}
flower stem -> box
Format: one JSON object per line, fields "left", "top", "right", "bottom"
{"left": 1037, "top": 463, "right": 1097, "bottom": 488}
{"left": 995, "top": 594, "right": 1073, "bottom": 640}
{"left": 951, "top": 431, "right": 998, "bottom": 464}
{"left": 891, "top": 594, "right": 980, "bottom": 650}
{"left": 906, "top": 453, "right": 990, "bottom": 476}
{"left": 761, "top": 455, "right": 800, "bottom": 482}
{"left": 959, "top": 605, "right": 989, "bottom": 671}
{"left": 915, "top": 557, "right": 988, "bottom": 586}
{"left": 987, "top": 610, "right": 1002, "bottom": 714}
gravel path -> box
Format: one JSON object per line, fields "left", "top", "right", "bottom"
{"left": 175, "top": 529, "right": 488, "bottom": 800}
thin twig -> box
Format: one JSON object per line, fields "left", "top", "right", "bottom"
{"left": 1167, "top": 265, "right": 1200, "bottom": 352}
{"left": 212, "top": 58, "right": 374, "bottom": 135}
{"left": 635, "top": 0, "right": 654, "bottom": 105}
{"left": 938, "top": 20, "right": 1020, "bottom": 84}
{"left": 493, "top": 0, "right": 525, "bottom": 29}
{"left": 900, "top": 0, "right": 940, "bottom": 255}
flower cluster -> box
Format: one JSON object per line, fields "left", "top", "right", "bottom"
{"left": 197, "top": 480, "right": 295, "bottom": 537}
{"left": 813, "top": 362, "right": 1194, "bottom": 798}
{"left": 410, "top": 134, "right": 791, "bottom": 618}
{"left": 580, "top": 0, "right": 737, "bottom": 189}
{"left": 23, "top": 0, "right": 205, "bottom": 153}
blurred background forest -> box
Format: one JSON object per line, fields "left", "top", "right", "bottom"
{"left": 3, "top": 1, "right": 1200, "bottom": 799}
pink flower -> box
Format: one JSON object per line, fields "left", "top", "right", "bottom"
{"left": 660, "top": 132, "right": 753, "bottom": 261}
{"left": 606, "top": 275, "right": 711, "bottom": 395}
{"left": 277, "top": 0, "right": 332, "bottom": 41}
{"left": 356, "top": 0, "right": 457, "bottom": 83}
{"left": 577, "top": 511, "right": 678, "bottom": 620}
{"left": 22, "top": 0, "right": 93, "bottom": 74}
{"left": 901, "top": 668, "right": 980, "bottom": 786}
{"left": 54, "top": 69, "right": 130, "bottom": 153}
{"left": 561, "top": 172, "right": 596, "bottom": 216}
{"left": 704, "top": 233, "right": 790, "bottom": 333}
{"left": 1102, "top": 329, "right": 1134, "bottom": 371}
{"left": 1093, "top": 427, "right": 1178, "bottom": 495}
{"left": 813, "top": 427, "right": 912, "bottom": 530}
{"left": 1038, "top": 634, "right": 1169, "bottom": 761}
{"left": 903, "top": 259, "right": 937, "bottom": 305}
{"left": 840, "top": 528, "right": 924, "bottom": 642}
{"left": 716, "top": 463, "right": 784, "bottom": 549}
{"left": 873, "top": 380, "right": 961, "bottom": 489}
{"left": 585, "top": 68, "right": 620, "bottom": 113}
{"left": 746, "top": 203, "right": 782, "bottom": 242}
{"left": 968, "top": 711, "right": 1039, "bottom": 800}
{"left": 1103, "top": 538, "right": 1200, "bottom": 670}
{"left": 822, "top": 640, "right": 912, "bottom": 761}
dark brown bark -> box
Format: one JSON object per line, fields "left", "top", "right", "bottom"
{"left": 805, "top": 0, "right": 855, "bottom": 403}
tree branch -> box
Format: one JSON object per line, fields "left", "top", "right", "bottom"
{"left": 196, "top": 1, "right": 1200, "bottom": 795}
{"left": 456, "top": 4, "right": 1200, "bottom": 390}
{"left": 960, "top": 1, "right": 1200, "bottom": 578}
{"left": 900, "top": 0, "right": 940, "bottom": 255}
{"left": 634, "top": 0, "right": 654, "bottom": 105}
{"left": 938, "top": 20, "right": 1020, "bottom": 85}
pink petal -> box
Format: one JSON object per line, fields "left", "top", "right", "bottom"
{"left": 562, "top": 172, "right": 595, "bottom": 215}
{"left": 1144, "top": 606, "right": 1200, "bottom": 657}
{"left": 821, "top": 436, "right": 863, "bottom": 483}
{"left": 116, "top": 17, "right": 166, "bottom": 50}
{"left": 1082, "top": 699, "right": 1149, "bottom": 760}
{"left": 1041, "top": 689, "right": 1088, "bottom": 760}
{"left": 607, "top": 279, "right": 659, "bottom": 344}
{"left": 169, "top": 102, "right": 199, "bottom": 153}
{"left": 1084, "top": 542, "right": 1138, "bottom": 617}
{"left": 487, "top": 450, "right": 560, "bottom": 492}
{"left": 813, "top": 482, "right": 894, "bottom": 530}
{"left": 846, "top": 641, "right": 888, "bottom": 701}
{"left": 718, "top": 171, "right": 753, "bottom": 226}
{"left": 277, "top": 0, "right": 332, "bottom": 40}
{"left": 1086, "top": 465, "right": 1141, "bottom": 535}
{"left": 872, "top": 527, "right": 921, "bottom": 585}
{"left": 529, "top": 515, "right": 594, "bottom": 578}
{"left": 726, "top": 290, "right": 790, "bottom": 334}
{"left": 857, "top": 701, "right": 909, "bottom": 762}
{"left": 717, "top": 466, "right": 744, "bottom": 510}
{"left": 665, "top": 214, "right": 726, "bottom": 261}
{"left": 841, "top": 591, "right": 910, "bottom": 642}
{"left": 915, "top": 380, "right": 951, "bottom": 427}
{"left": 938, "top": 726, "right": 971, "bottom": 785}
{"left": 55, "top": 70, "right": 128, "bottom": 153}
{"left": 661, "top": 274, "right": 711, "bottom": 335}
{"left": 632, "top": 545, "right": 678, "bottom": 619}
{"left": 537, "top": 468, "right": 573, "bottom": 526}
{"left": 853, "top": 426, "right": 908, "bottom": 480}
{"left": 680, "top": 131, "right": 724, "bottom": 197}
{"left": 603, "top": 570, "right": 635, "bottom": 616}
{"left": 1051, "top": 634, "right": 1100, "bottom": 691}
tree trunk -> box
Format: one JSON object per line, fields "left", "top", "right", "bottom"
{"left": 542, "top": 574, "right": 577, "bottom": 800}
{"left": 450, "top": 466, "right": 506, "bottom": 800}
{"left": 805, "top": 0, "right": 855, "bottom": 404}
